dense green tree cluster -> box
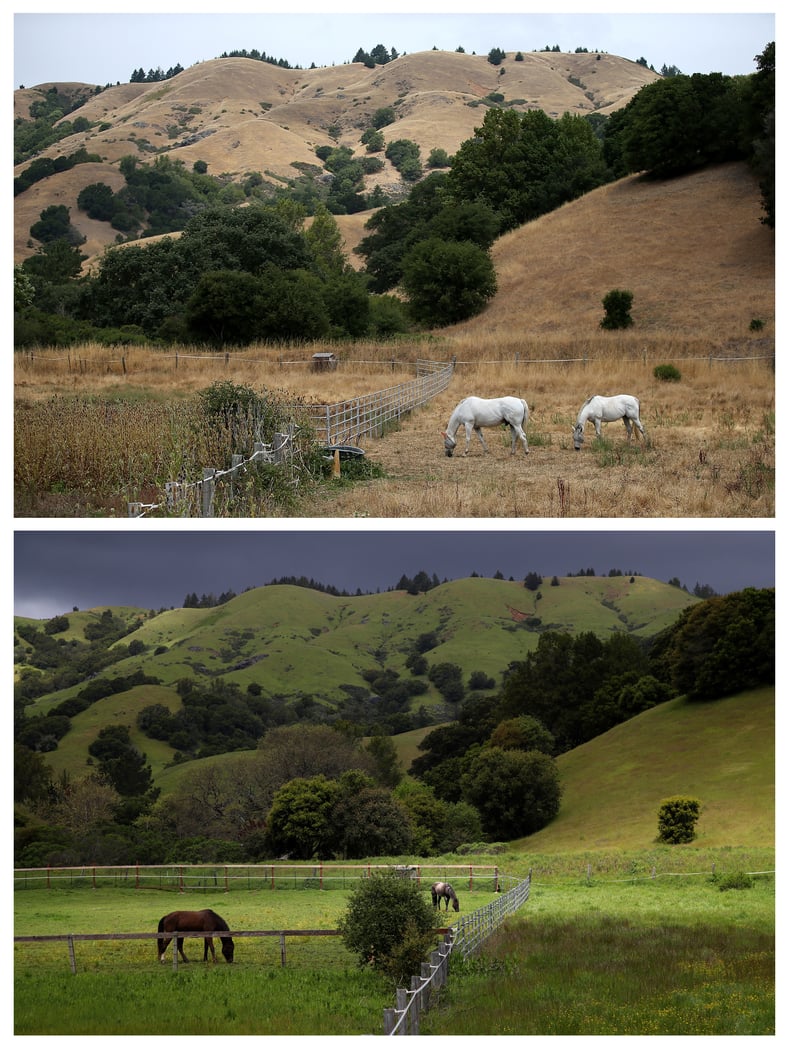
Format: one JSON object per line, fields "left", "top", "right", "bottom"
{"left": 650, "top": 587, "right": 774, "bottom": 701}
{"left": 352, "top": 44, "right": 399, "bottom": 67}
{"left": 17, "top": 191, "right": 410, "bottom": 345}
{"left": 14, "top": 723, "right": 477, "bottom": 865}
{"left": 15, "top": 147, "right": 101, "bottom": 194}
{"left": 447, "top": 107, "right": 609, "bottom": 233}
{"left": 355, "top": 171, "right": 499, "bottom": 295}
{"left": 183, "top": 590, "right": 239, "bottom": 608}
{"left": 14, "top": 87, "right": 98, "bottom": 165}
{"left": 88, "top": 725, "right": 156, "bottom": 797}
{"left": 14, "top": 617, "right": 148, "bottom": 705}
{"left": 80, "top": 153, "right": 230, "bottom": 237}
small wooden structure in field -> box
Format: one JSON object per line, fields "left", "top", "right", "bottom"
{"left": 311, "top": 351, "right": 338, "bottom": 372}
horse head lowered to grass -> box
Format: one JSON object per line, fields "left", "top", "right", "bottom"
{"left": 572, "top": 394, "right": 646, "bottom": 450}
{"left": 157, "top": 909, "right": 234, "bottom": 964}
{"left": 431, "top": 881, "right": 460, "bottom": 911}
{"left": 442, "top": 396, "right": 530, "bottom": 457}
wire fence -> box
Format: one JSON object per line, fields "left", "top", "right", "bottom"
{"left": 284, "top": 358, "right": 454, "bottom": 445}
{"left": 384, "top": 871, "right": 533, "bottom": 1035}
{"left": 17, "top": 348, "right": 774, "bottom": 374}
{"left": 125, "top": 358, "right": 454, "bottom": 517}
{"left": 13, "top": 862, "right": 508, "bottom": 893}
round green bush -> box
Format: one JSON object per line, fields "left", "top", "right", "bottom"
{"left": 653, "top": 363, "right": 682, "bottom": 382}
{"left": 338, "top": 872, "right": 437, "bottom": 981}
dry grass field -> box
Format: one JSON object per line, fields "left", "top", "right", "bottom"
{"left": 14, "top": 159, "right": 773, "bottom": 519}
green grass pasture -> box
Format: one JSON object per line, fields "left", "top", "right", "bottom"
{"left": 14, "top": 883, "right": 479, "bottom": 1035}
{"left": 424, "top": 867, "right": 774, "bottom": 1036}
{"left": 15, "top": 854, "right": 774, "bottom": 1036}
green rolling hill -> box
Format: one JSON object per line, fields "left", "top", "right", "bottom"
{"left": 515, "top": 686, "right": 774, "bottom": 851}
{"left": 17, "top": 574, "right": 700, "bottom": 784}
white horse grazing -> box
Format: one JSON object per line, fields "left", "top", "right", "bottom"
{"left": 442, "top": 396, "right": 530, "bottom": 457}
{"left": 572, "top": 394, "right": 646, "bottom": 450}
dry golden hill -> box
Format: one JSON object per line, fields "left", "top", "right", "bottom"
{"left": 14, "top": 50, "right": 660, "bottom": 266}
{"left": 444, "top": 161, "right": 774, "bottom": 349}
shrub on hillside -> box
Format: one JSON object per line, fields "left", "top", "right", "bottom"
{"left": 657, "top": 795, "right": 701, "bottom": 844}
{"left": 600, "top": 288, "right": 634, "bottom": 330}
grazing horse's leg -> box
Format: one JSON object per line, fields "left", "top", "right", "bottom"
{"left": 623, "top": 416, "right": 633, "bottom": 442}
{"left": 204, "top": 937, "right": 216, "bottom": 962}
{"left": 474, "top": 426, "right": 489, "bottom": 453}
{"left": 177, "top": 937, "right": 189, "bottom": 962}
{"left": 511, "top": 423, "right": 529, "bottom": 455}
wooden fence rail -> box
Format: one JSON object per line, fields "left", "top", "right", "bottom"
{"left": 14, "top": 928, "right": 342, "bottom": 973}
{"left": 14, "top": 861, "right": 506, "bottom": 892}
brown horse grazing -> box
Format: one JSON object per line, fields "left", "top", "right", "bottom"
{"left": 157, "top": 909, "right": 234, "bottom": 964}
{"left": 431, "top": 881, "right": 460, "bottom": 912}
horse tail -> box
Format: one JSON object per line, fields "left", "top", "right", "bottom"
{"left": 521, "top": 399, "right": 530, "bottom": 427}
{"left": 157, "top": 916, "right": 165, "bottom": 933}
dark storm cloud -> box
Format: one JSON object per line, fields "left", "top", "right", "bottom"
{"left": 13, "top": 528, "right": 774, "bottom": 620}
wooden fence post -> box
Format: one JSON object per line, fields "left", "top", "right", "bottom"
{"left": 396, "top": 989, "right": 408, "bottom": 1035}
{"left": 67, "top": 935, "right": 76, "bottom": 974}
{"left": 201, "top": 470, "right": 215, "bottom": 517}
{"left": 383, "top": 1008, "right": 396, "bottom": 1035}
{"left": 420, "top": 963, "right": 431, "bottom": 1010}
{"left": 409, "top": 978, "right": 421, "bottom": 1034}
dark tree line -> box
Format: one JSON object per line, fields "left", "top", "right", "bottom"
{"left": 129, "top": 65, "right": 184, "bottom": 83}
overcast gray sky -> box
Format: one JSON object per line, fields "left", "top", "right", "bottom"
{"left": 13, "top": 3, "right": 775, "bottom": 87}
{"left": 13, "top": 527, "right": 774, "bottom": 619}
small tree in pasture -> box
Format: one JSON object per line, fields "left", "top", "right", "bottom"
{"left": 657, "top": 796, "right": 701, "bottom": 844}
{"left": 338, "top": 871, "right": 437, "bottom": 982}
